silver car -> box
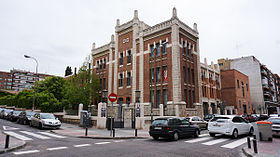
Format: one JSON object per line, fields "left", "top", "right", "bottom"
{"left": 267, "top": 117, "right": 280, "bottom": 136}
{"left": 30, "top": 113, "right": 61, "bottom": 129}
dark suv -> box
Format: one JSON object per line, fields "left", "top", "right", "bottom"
{"left": 149, "top": 117, "right": 200, "bottom": 141}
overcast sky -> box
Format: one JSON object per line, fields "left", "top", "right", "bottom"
{"left": 0, "top": 0, "right": 279, "bottom": 77}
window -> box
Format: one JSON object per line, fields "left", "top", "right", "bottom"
{"left": 100, "top": 60, "right": 103, "bottom": 69}
{"left": 127, "top": 50, "right": 131, "bottom": 64}
{"left": 188, "top": 90, "right": 191, "bottom": 107}
{"left": 150, "top": 90, "right": 154, "bottom": 107}
{"left": 120, "top": 53, "right": 124, "bottom": 65}
{"left": 182, "top": 41, "right": 186, "bottom": 55}
{"left": 156, "top": 90, "right": 161, "bottom": 108}
{"left": 248, "top": 102, "right": 250, "bottom": 110}
{"left": 150, "top": 45, "right": 154, "bottom": 58}
{"left": 103, "top": 78, "right": 106, "bottom": 89}
{"left": 192, "top": 90, "right": 195, "bottom": 105}
{"left": 191, "top": 69, "right": 194, "bottom": 84}
{"left": 163, "top": 89, "right": 168, "bottom": 108}
{"left": 237, "top": 80, "right": 240, "bottom": 88}
{"left": 246, "top": 84, "right": 248, "bottom": 91}
{"left": 183, "top": 66, "right": 186, "bottom": 82}
{"left": 104, "top": 59, "right": 106, "bottom": 69}
{"left": 241, "top": 81, "right": 245, "bottom": 97}
{"left": 127, "top": 72, "right": 131, "bottom": 86}
{"left": 156, "top": 67, "right": 161, "bottom": 82}
{"left": 162, "top": 65, "right": 167, "bottom": 82}
{"left": 186, "top": 43, "right": 189, "bottom": 56}
{"left": 232, "top": 117, "right": 241, "bottom": 123}
{"left": 119, "top": 73, "right": 123, "bottom": 87}
{"left": 162, "top": 41, "right": 167, "bottom": 55}
{"left": 126, "top": 97, "right": 130, "bottom": 107}
{"left": 156, "top": 43, "right": 160, "bottom": 56}
{"left": 187, "top": 68, "right": 190, "bottom": 83}
{"left": 219, "top": 63, "right": 223, "bottom": 66}
{"left": 150, "top": 68, "right": 154, "bottom": 82}
{"left": 239, "top": 100, "right": 241, "bottom": 109}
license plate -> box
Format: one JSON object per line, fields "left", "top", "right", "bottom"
{"left": 154, "top": 127, "right": 161, "bottom": 130}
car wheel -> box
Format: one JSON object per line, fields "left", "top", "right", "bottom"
{"left": 152, "top": 136, "right": 159, "bottom": 140}
{"left": 194, "top": 129, "right": 199, "bottom": 138}
{"left": 39, "top": 123, "right": 43, "bottom": 130}
{"left": 172, "top": 132, "right": 179, "bottom": 141}
{"left": 209, "top": 133, "right": 215, "bottom": 137}
{"left": 232, "top": 129, "right": 238, "bottom": 139}
{"left": 23, "top": 120, "right": 27, "bottom": 125}
{"left": 249, "top": 127, "right": 254, "bottom": 136}
{"left": 29, "top": 121, "right": 33, "bottom": 127}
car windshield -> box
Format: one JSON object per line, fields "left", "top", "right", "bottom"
{"left": 210, "top": 117, "right": 230, "bottom": 122}
{"left": 13, "top": 111, "right": 21, "bottom": 115}
{"left": 152, "top": 119, "right": 168, "bottom": 125}
{"left": 5, "top": 110, "right": 12, "bottom": 113}
{"left": 268, "top": 118, "right": 280, "bottom": 124}
{"left": 26, "top": 112, "right": 36, "bottom": 117}
{"left": 41, "top": 113, "right": 56, "bottom": 119}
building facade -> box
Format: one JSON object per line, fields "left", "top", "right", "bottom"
{"left": 0, "top": 69, "right": 52, "bottom": 91}
{"left": 218, "top": 56, "right": 280, "bottom": 114}
{"left": 200, "top": 58, "right": 221, "bottom": 116}
{"left": 91, "top": 8, "right": 201, "bottom": 120}
{"left": 220, "top": 69, "right": 252, "bottom": 115}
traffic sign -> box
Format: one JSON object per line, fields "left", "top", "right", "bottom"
{"left": 108, "top": 93, "right": 117, "bottom": 102}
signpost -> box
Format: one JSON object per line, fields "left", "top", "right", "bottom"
{"left": 108, "top": 93, "right": 117, "bottom": 136}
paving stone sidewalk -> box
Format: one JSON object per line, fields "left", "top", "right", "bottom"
{"left": 0, "top": 131, "right": 26, "bottom": 154}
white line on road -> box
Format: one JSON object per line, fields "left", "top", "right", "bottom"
{"left": 3, "top": 125, "right": 20, "bottom": 130}
{"left": 20, "top": 131, "right": 51, "bottom": 140}
{"left": 202, "top": 138, "right": 229, "bottom": 145}
{"left": 47, "top": 146, "right": 68, "bottom": 151}
{"left": 221, "top": 137, "right": 252, "bottom": 149}
{"left": 95, "top": 142, "right": 111, "bottom": 145}
{"left": 4, "top": 131, "right": 33, "bottom": 141}
{"left": 39, "top": 132, "right": 66, "bottom": 138}
{"left": 113, "top": 140, "right": 125, "bottom": 143}
{"left": 74, "top": 144, "right": 91, "bottom": 147}
{"left": 199, "top": 134, "right": 209, "bottom": 137}
{"left": 13, "top": 150, "right": 40, "bottom": 155}
{"left": 184, "top": 137, "right": 213, "bottom": 143}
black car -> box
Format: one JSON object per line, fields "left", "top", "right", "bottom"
{"left": 149, "top": 117, "right": 200, "bottom": 141}
{"left": 7, "top": 110, "right": 22, "bottom": 122}
{"left": 17, "top": 111, "right": 36, "bottom": 125}
{"left": 0, "top": 109, "right": 13, "bottom": 119}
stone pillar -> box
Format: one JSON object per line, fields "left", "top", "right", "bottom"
{"left": 175, "top": 105, "right": 179, "bottom": 117}
{"left": 194, "top": 103, "right": 203, "bottom": 118}
{"left": 208, "top": 106, "right": 212, "bottom": 114}
{"left": 224, "top": 109, "right": 227, "bottom": 115}
{"left": 78, "top": 103, "right": 83, "bottom": 118}
{"left": 140, "top": 103, "right": 144, "bottom": 117}
{"left": 217, "top": 108, "right": 221, "bottom": 115}
{"left": 160, "top": 104, "right": 164, "bottom": 116}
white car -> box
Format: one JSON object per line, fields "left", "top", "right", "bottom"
{"left": 30, "top": 113, "right": 61, "bottom": 129}
{"left": 267, "top": 117, "right": 280, "bottom": 136}
{"left": 208, "top": 115, "right": 254, "bottom": 138}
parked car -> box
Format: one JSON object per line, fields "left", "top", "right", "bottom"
{"left": 256, "top": 114, "right": 269, "bottom": 121}
{"left": 0, "top": 109, "right": 13, "bottom": 119}
{"left": 243, "top": 114, "right": 258, "bottom": 122}
{"left": 30, "top": 113, "right": 61, "bottom": 129}
{"left": 149, "top": 117, "right": 200, "bottom": 141}
{"left": 186, "top": 116, "right": 208, "bottom": 129}
{"left": 204, "top": 114, "right": 219, "bottom": 122}
{"left": 208, "top": 115, "right": 254, "bottom": 138}
{"left": 267, "top": 117, "right": 280, "bottom": 136}
{"left": 17, "top": 111, "right": 36, "bottom": 125}
{"left": 7, "top": 110, "right": 22, "bottom": 122}
{"left": 269, "top": 114, "right": 279, "bottom": 118}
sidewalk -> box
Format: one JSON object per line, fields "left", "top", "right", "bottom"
{"left": 0, "top": 131, "right": 26, "bottom": 154}
{"left": 51, "top": 123, "right": 151, "bottom": 139}
{"left": 242, "top": 137, "right": 280, "bottom": 157}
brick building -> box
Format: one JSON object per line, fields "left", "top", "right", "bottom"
{"left": 200, "top": 58, "right": 221, "bottom": 116}
{"left": 0, "top": 71, "right": 13, "bottom": 90}
{"left": 220, "top": 70, "right": 253, "bottom": 115}
{"left": 91, "top": 8, "right": 202, "bottom": 125}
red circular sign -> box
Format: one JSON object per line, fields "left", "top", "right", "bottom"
{"left": 108, "top": 93, "right": 117, "bottom": 102}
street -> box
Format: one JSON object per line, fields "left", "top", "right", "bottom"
{"left": 1, "top": 119, "right": 247, "bottom": 157}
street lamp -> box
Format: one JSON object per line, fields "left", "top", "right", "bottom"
{"left": 24, "top": 55, "right": 38, "bottom": 111}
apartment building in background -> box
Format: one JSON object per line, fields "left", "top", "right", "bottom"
{"left": 0, "top": 69, "right": 52, "bottom": 92}
{"left": 218, "top": 56, "right": 280, "bottom": 114}
{"left": 220, "top": 69, "right": 252, "bottom": 115}
{"left": 91, "top": 8, "right": 201, "bottom": 121}
{"left": 200, "top": 58, "right": 221, "bottom": 116}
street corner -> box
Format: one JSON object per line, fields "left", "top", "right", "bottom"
{"left": 0, "top": 135, "right": 26, "bottom": 154}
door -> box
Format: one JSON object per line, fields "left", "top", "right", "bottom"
{"left": 239, "top": 117, "right": 250, "bottom": 134}
{"left": 181, "top": 118, "right": 194, "bottom": 136}
{"left": 232, "top": 117, "right": 243, "bottom": 134}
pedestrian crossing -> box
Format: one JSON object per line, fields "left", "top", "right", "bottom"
{"left": 184, "top": 134, "right": 252, "bottom": 149}
{"left": 4, "top": 130, "right": 66, "bottom": 141}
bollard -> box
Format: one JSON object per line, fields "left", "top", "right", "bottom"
{"left": 247, "top": 136, "right": 251, "bottom": 149}
{"left": 5, "top": 135, "right": 10, "bottom": 149}
{"left": 253, "top": 139, "right": 258, "bottom": 154}
{"left": 85, "top": 127, "right": 88, "bottom": 136}
{"left": 135, "top": 129, "right": 138, "bottom": 137}
{"left": 253, "top": 134, "right": 256, "bottom": 139}
{"left": 113, "top": 129, "right": 115, "bottom": 137}
{"left": 259, "top": 132, "right": 262, "bottom": 141}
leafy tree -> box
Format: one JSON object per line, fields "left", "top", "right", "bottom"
{"left": 36, "top": 92, "right": 62, "bottom": 113}
{"left": 15, "top": 89, "right": 33, "bottom": 109}
{"left": 65, "top": 66, "right": 73, "bottom": 76}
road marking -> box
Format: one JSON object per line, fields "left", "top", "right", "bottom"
{"left": 74, "top": 144, "right": 91, "bottom": 147}
{"left": 113, "top": 140, "right": 125, "bottom": 143}
{"left": 3, "top": 125, "right": 19, "bottom": 130}
{"left": 202, "top": 138, "right": 229, "bottom": 145}
{"left": 39, "top": 132, "right": 66, "bottom": 138}
{"left": 95, "top": 142, "right": 111, "bottom": 145}
{"left": 20, "top": 131, "right": 51, "bottom": 140}
{"left": 4, "top": 131, "right": 33, "bottom": 141}
{"left": 47, "top": 146, "right": 68, "bottom": 151}
{"left": 221, "top": 137, "right": 252, "bottom": 149}
{"left": 185, "top": 137, "right": 213, "bottom": 143}
{"left": 199, "top": 134, "right": 209, "bottom": 137}
{"left": 13, "top": 150, "right": 40, "bottom": 155}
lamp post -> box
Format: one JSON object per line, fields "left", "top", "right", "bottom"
{"left": 24, "top": 55, "right": 38, "bottom": 111}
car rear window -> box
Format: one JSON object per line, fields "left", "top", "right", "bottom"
{"left": 268, "top": 118, "right": 280, "bottom": 125}
{"left": 210, "top": 117, "right": 230, "bottom": 122}
{"left": 152, "top": 119, "right": 168, "bottom": 125}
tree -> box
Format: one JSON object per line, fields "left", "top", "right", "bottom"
{"left": 65, "top": 66, "right": 73, "bottom": 76}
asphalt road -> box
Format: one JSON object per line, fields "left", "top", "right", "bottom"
{"left": 0, "top": 119, "right": 247, "bottom": 157}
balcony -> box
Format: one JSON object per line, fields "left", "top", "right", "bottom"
{"left": 263, "top": 83, "right": 269, "bottom": 89}
{"left": 263, "top": 91, "right": 271, "bottom": 96}
{"left": 261, "top": 70, "right": 267, "bottom": 76}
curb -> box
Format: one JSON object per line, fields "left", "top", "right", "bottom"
{"left": 0, "top": 141, "right": 26, "bottom": 154}
{"left": 50, "top": 130, "right": 150, "bottom": 140}
{"left": 242, "top": 147, "right": 254, "bottom": 157}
